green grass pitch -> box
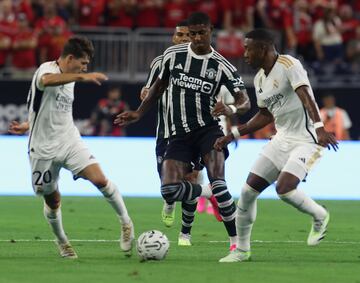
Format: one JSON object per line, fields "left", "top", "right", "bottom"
{"left": 0, "top": 196, "right": 359, "bottom": 283}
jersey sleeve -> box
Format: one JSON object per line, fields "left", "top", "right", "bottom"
{"left": 158, "top": 51, "right": 172, "bottom": 82}
{"left": 36, "top": 63, "right": 60, "bottom": 91}
{"left": 144, "top": 57, "right": 162, "bottom": 88}
{"left": 285, "top": 59, "right": 311, "bottom": 91}
{"left": 220, "top": 66, "right": 246, "bottom": 96}
{"left": 253, "top": 73, "right": 266, "bottom": 108}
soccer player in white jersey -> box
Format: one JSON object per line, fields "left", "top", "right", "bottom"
{"left": 214, "top": 29, "right": 338, "bottom": 262}
{"left": 9, "top": 37, "right": 134, "bottom": 259}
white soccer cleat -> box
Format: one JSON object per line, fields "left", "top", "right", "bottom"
{"left": 56, "top": 241, "right": 78, "bottom": 259}
{"left": 219, "top": 249, "right": 251, "bottom": 263}
{"left": 307, "top": 210, "right": 330, "bottom": 246}
{"left": 178, "top": 232, "right": 192, "bottom": 246}
{"left": 120, "top": 220, "right": 134, "bottom": 256}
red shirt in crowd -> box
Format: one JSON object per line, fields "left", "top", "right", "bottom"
{"left": 221, "top": 0, "right": 255, "bottom": 28}
{"left": 106, "top": 0, "right": 134, "bottom": 28}
{"left": 11, "top": 28, "right": 37, "bottom": 69}
{"left": 196, "top": 0, "right": 220, "bottom": 27}
{"left": 136, "top": 0, "right": 162, "bottom": 27}
{"left": 77, "top": 0, "right": 106, "bottom": 27}
{"left": 163, "top": 0, "right": 188, "bottom": 28}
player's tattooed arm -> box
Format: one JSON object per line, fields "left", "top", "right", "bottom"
{"left": 296, "top": 85, "right": 338, "bottom": 151}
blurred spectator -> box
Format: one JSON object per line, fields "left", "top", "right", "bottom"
{"left": 35, "top": 2, "right": 70, "bottom": 62}
{"left": 163, "top": 0, "right": 188, "bottom": 28}
{"left": 346, "top": 25, "right": 360, "bottom": 73}
{"left": 320, "top": 93, "right": 352, "bottom": 140}
{"left": 222, "top": 0, "right": 255, "bottom": 32}
{"left": 293, "top": 0, "right": 316, "bottom": 62}
{"left": 136, "top": 0, "right": 163, "bottom": 28}
{"left": 76, "top": 0, "right": 106, "bottom": 27}
{"left": 105, "top": 0, "right": 137, "bottom": 28}
{"left": 339, "top": 4, "right": 359, "bottom": 47}
{"left": 256, "top": 0, "right": 297, "bottom": 53}
{"left": 13, "top": 0, "right": 34, "bottom": 23}
{"left": 0, "top": 33, "right": 11, "bottom": 69}
{"left": 11, "top": 13, "right": 37, "bottom": 75}
{"left": 56, "top": 0, "right": 76, "bottom": 24}
{"left": 216, "top": 28, "right": 245, "bottom": 59}
{"left": 0, "top": 0, "right": 17, "bottom": 69}
{"left": 313, "top": 4, "right": 343, "bottom": 64}
{"left": 90, "top": 87, "right": 129, "bottom": 136}
{"left": 196, "top": 0, "right": 221, "bottom": 28}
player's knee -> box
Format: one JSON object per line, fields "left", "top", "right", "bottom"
{"left": 276, "top": 181, "right": 293, "bottom": 195}
{"left": 90, "top": 175, "right": 108, "bottom": 189}
{"left": 161, "top": 183, "right": 181, "bottom": 203}
{"left": 44, "top": 192, "right": 61, "bottom": 209}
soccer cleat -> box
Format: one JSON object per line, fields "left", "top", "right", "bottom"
{"left": 219, "top": 248, "right": 251, "bottom": 263}
{"left": 307, "top": 209, "right": 330, "bottom": 246}
{"left": 56, "top": 241, "right": 78, "bottom": 259}
{"left": 178, "top": 232, "right": 192, "bottom": 246}
{"left": 197, "top": 196, "right": 206, "bottom": 213}
{"left": 120, "top": 220, "right": 134, "bottom": 256}
{"left": 208, "top": 195, "right": 222, "bottom": 222}
{"left": 162, "top": 203, "right": 176, "bottom": 227}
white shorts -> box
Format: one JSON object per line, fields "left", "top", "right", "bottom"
{"left": 29, "top": 140, "right": 97, "bottom": 196}
{"left": 250, "top": 138, "right": 324, "bottom": 184}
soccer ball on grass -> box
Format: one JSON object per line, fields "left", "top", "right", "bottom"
{"left": 136, "top": 230, "right": 170, "bottom": 262}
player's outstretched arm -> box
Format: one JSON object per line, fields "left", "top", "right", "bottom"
{"left": 214, "top": 108, "right": 273, "bottom": 151}
{"left": 41, "top": 72, "right": 108, "bottom": 87}
{"left": 8, "top": 121, "right": 30, "bottom": 135}
{"left": 296, "top": 85, "right": 338, "bottom": 151}
{"left": 114, "top": 78, "right": 167, "bottom": 126}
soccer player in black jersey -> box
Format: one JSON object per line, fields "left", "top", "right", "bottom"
{"left": 140, "top": 21, "right": 220, "bottom": 246}
{"left": 115, "top": 12, "right": 250, "bottom": 262}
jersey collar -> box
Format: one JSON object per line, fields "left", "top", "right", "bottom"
{"left": 188, "top": 43, "right": 214, "bottom": 60}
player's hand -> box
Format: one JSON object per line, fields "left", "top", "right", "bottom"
{"left": 212, "top": 101, "right": 233, "bottom": 117}
{"left": 214, "top": 134, "right": 234, "bottom": 151}
{"left": 140, "top": 87, "right": 149, "bottom": 101}
{"left": 81, "top": 73, "right": 108, "bottom": 85}
{"left": 8, "top": 121, "right": 29, "bottom": 135}
{"left": 114, "top": 110, "right": 140, "bottom": 126}
{"left": 316, "top": 127, "right": 338, "bottom": 151}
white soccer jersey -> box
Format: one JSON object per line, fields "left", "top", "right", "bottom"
{"left": 27, "top": 61, "right": 81, "bottom": 159}
{"left": 254, "top": 55, "right": 318, "bottom": 143}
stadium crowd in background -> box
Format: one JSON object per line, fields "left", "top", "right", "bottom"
{"left": 0, "top": 0, "right": 356, "bottom": 139}
{"left": 1, "top": 0, "right": 360, "bottom": 72}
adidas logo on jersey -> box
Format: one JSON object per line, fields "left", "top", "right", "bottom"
{"left": 299, "top": 157, "right": 306, "bottom": 163}
{"left": 175, "top": 63, "right": 183, "bottom": 70}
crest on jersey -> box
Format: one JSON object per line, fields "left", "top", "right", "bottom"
{"left": 205, "top": 68, "right": 217, "bottom": 80}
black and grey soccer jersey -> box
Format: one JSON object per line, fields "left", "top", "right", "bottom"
{"left": 145, "top": 54, "right": 170, "bottom": 139}
{"left": 159, "top": 43, "right": 246, "bottom": 136}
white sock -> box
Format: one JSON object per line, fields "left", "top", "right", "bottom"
{"left": 164, "top": 201, "right": 176, "bottom": 214}
{"left": 200, "top": 184, "right": 212, "bottom": 198}
{"left": 43, "top": 203, "right": 68, "bottom": 244}
{"left": 279, "top": 189, "right": 327, "bottom": 220}
{"left": 236, "top": 184, "right": 259, "bottom": 252}
{"left": 99, "top": 180, "right": 130, "bottom": 224}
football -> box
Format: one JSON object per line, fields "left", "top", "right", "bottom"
{"left": 136, "top": 230, "right": 170, "bottom": 262}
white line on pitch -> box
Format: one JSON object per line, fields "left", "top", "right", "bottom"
{"left": 0, "top": 239, "right": 359, "bottom": 245}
